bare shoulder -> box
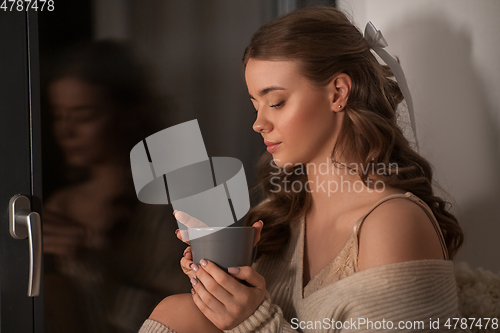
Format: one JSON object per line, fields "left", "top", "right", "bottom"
{"left": 149, "top": 294, "right": 223, "bottom": 333}
{"left": 357, "top": 197, "right": 444, "bottom": 271}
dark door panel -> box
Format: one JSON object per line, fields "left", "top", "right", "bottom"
{"left": 0, "top": 10, "right": 42, "bottom": 333}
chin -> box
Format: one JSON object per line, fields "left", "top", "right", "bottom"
{"left": 271, "top": 157, "right": 283, "bottom": 168}
{"left": 271, "top": 154, "right": 303, "bottom": 170}
{"left": 65, "top": 153, "right": 92, "bottom": 167}
{"left": 270, "top": 153, "right": 285, "bottom": 168}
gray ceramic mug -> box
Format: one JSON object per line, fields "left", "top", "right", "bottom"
{"left": 188, "top": 227, "right": 256, "bottom": 274}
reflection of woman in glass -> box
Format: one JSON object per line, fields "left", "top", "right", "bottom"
{"left": 43, "top": 41, "right": 190, "bottom": 333}
{"left": 141, "top": 7, "right": 466, "bottom": 333}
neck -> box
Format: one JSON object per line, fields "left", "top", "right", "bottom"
{"left": 305, "top": 156, "right": 375, "bottom": 228}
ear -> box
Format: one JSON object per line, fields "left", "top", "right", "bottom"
{"left": 327, "top": 73, "right": 351, "bottom": 112}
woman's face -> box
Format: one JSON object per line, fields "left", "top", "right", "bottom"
{"left": 245, "top": 59, "right": 343, "bottom": 169}
{"left": 49, "top": 78, "right": 115, "bottom": 167}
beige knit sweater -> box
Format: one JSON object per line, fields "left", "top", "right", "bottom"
{"left": 139, "top": 207, "right": 467, "bottom": 332}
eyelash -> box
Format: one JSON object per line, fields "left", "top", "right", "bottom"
{"left": 252, "top": 101, "right": 284, "bottom": 115}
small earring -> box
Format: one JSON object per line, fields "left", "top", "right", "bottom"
{"left": 338, "top": 105, "right": 342, "bottom": 108}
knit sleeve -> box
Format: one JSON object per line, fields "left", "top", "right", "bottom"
{"left": 222, "top": 291, "right": 299, "bottom": 333}
{"left": 138, "top": 319, "right": 177, "bottom": 333}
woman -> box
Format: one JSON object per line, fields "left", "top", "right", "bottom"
{"left": 140, "top": 7, "right": 466, "bottom": 332}
{"left": 43, "top": 41, "right": 191, "bottom": 333}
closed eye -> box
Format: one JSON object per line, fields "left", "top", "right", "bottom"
{"left": 270, "top": 101, "right": 284, "bottom": 109}
{"left": 250, "top": 99, "right": 259, "bottom": 115}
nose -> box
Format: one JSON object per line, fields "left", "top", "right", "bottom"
{"left": 54, "top": 114, "right": 76, "bottom": 142}
{"left": 252, "top": 111, "right": 273, "bottom": 134}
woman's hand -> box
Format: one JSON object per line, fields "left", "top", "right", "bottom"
{"left": 174, "top": 210, "right": 264, "bottom": 280}
{"left": 189, "top": 259, "right": 267, "bottom": 330}
{"left": 43, "top": 209, "right": 86, "bottom": 258}
{"left": 179, "top": 244, "right": 196, "bottom": 280}
{"left": 173, "top": 210, "right": 208, "bottom": 243}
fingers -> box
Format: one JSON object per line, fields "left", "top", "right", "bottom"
{"left": 173, "top": 210, "right": 207, "bottom": 243}
{"left": 227, "top": 266, "right": 266, "bottom": 291}
{"left": 43, "top": 222, "right": 85, "bottom": 238}
{"left": 191, "top": 260, "right": 233, "bottom": 304}
{"left": 173, "top": 210, "right": 208, "bottom": 228}
{"left": 191, "top": 276, "right": 225, "bottom": 315}
{"left": 191, "top": 260, "right": 267, "bottom": 330}
{"left": 180, "top": 246, "right": 196, "bottom": 279}
{"left": 191, "top": 285, "right": 219, "bottom": 325}
{"left": 180, "top": 230, "right": 190, "bottom": 244}
{"left": 180, "top": 258, "right": 196, "bottom": 279}
{"left": 43, "top": 219, "right": 86, "bottom": 256}
{"left": 183, "top": 246, "right": 192, "bottom": 260}
{"left": 251, "top": 220, "right": 264, "bottom": 247}
{"left": 42, "top": 209, "right": 75, "bottom": 223}
{"left": 43, "top": 234, "right": 79, "bottom": 256}
{"left": 175, "top": 229, "right": 190, "bottom": 245}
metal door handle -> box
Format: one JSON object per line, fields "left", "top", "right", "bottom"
{"left": 9, "top": 194, "right": 42, "bottom": 297}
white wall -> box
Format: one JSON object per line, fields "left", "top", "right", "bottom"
{"left": 338, "top": 0, "right": 500, "bottom": 272}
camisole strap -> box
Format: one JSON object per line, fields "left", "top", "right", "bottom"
{"left": 353, "top": 192, "right": 449, "bottom": 260}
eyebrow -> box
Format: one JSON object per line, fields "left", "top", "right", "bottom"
{"left": 249, "top": 86, "right": 285, "bottom": 100}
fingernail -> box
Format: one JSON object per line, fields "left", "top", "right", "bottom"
{"left": 200, "top": 259, "right": 208, "bottom": 267}
{"left": 175, "top": 229, "right": 179, "bottom": 235}
{"left": 228, "top": 267, "right": 240, "bottom": 274}
{"left": 190, "top": 277, "right": 198, "bottom": 286}
{"left": 191, "top": 288, "right": 196, "bottom": 295}
{"left": 183, "top": 250, "right": 190, "bottom": 257}
{"left": 190, "top": 263, "right": 199, "bottom": 272}
{"left": 173, "top": 210, "right": 178, "bottom": 216}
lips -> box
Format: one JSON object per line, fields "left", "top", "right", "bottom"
{"left": 264, "top": 140, "right": 281, "bottom": 153}
{"left": 63, "top": 147, "right": 84, "bottom": 155}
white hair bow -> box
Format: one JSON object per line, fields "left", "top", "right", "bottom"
{"left": 364, "top": 21, "right": 419, "bottom": 152}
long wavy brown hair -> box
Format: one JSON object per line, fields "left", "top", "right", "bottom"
{"left": 242, "top": 6, "right": 464, "bottom": 261}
